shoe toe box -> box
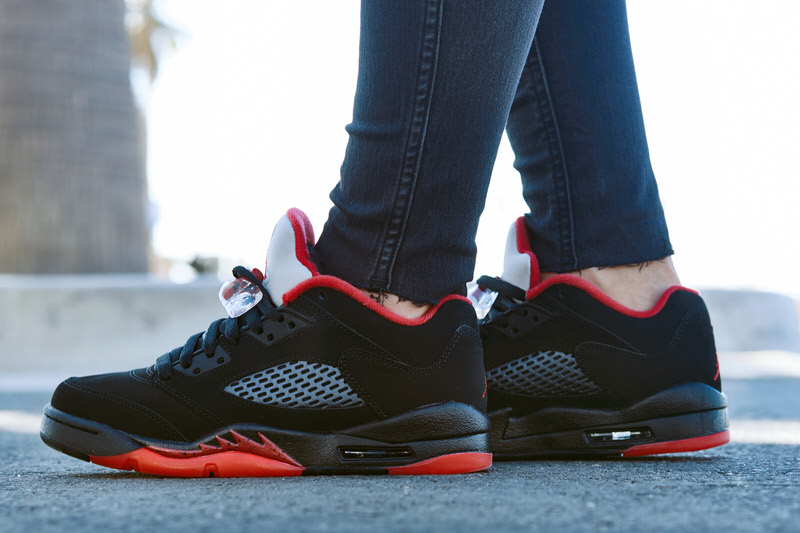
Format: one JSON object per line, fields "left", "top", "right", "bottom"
{"left": 51, "top": 370, "right": 187, "bottom": 441}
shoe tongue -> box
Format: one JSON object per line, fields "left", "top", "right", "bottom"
{"left": 500, "top": 217, "right": 540, "bottom": 292}
{"left": 263, "top": 208, "right": 319, "bottom": 304}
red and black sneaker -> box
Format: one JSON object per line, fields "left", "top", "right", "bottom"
{"left": 474, "top": 217, "right": 729, "bottom": 458}
{"left": 40, "top": 208, "right": 490, "bottom": 477}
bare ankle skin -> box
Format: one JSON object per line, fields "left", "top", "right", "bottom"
{"left": 541, "top": 257, "right": 681, "bottom": 312}
{"left": 358, "top": 289, "right": 432, "bottom": 319}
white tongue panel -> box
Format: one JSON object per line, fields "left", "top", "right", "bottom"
{"left": 264, "top": 214, "right": 314, "bottom": 303}
{"left": 501, "top": 219, "right": 532, "bottom": 291}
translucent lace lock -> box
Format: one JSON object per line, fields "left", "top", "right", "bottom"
{"left": 219, "top": 276, "right": 263, "bottom": 318}
{"left": 468, "top": 285, "right": 498, "bottom": 320}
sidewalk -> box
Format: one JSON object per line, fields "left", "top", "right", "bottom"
{"left": 1, "top": 362, "right": 798, "bottom": 533}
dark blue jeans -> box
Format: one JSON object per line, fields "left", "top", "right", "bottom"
{"left": 314, "top": 0, "right": 672, "bottom": 304}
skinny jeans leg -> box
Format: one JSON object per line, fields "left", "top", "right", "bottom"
{"left": 315, "top": 0, "right": 545, "bottom": 303}
{"left": 506, "top": 0, "right": 673, "bottom": 272}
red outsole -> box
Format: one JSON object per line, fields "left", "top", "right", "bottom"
{"left": 88, "top": 449, "right": 492, "bottom": 477}
{"left": 387, "top": 452, "right": 493, "bottom": 475}
{"left": 621, "top": 429, "right": 730, "bottom": 457}
{"left": 89, "top": 448, "right": 305, "bottom": 477}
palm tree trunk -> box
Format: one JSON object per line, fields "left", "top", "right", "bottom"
{"left": 0, "top": 0, "right": 149, "bottom": 273}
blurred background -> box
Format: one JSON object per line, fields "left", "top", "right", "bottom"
{"left": 1, "top": 0, "right": 798, "bottom": 290}
{"left": 3, "top": 2, "right": 800, "bottom": 503}
{"left": 1, "top": 0, "right": 800, "bottom": 380}
{"left": 147, "top": 0, "right": 800, "bottom": 296}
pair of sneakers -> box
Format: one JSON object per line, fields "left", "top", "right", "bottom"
{"left": 40, "top": 209, "right": 729, "bottom": 476}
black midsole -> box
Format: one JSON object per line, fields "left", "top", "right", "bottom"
{"left": 40, "top": 402, "right": 490, "bottom": 469}
{"left": 489, "top": 382, "right": 729, "bottom": 458}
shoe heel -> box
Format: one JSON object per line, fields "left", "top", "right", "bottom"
{"left": 490, "top": 383, "right": 729, "bottom": 458}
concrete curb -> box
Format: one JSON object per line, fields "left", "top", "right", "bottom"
{"left": 1, "top": 277, "right": 798, "bottom": 379}
{"left": 0, "top": 275, "right": 221, "bottom": 376}
{"left": 700, "top": 288, "right": 800, "bottom": 352}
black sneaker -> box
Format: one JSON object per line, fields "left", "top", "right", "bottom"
{"left": 474, "top": 217, "right": 729, "bottom": 458}
{"left": 40, "top": 208, "right": 490, "bottom": 476}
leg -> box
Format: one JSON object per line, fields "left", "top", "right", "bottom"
{"left": 40, "top": 0, "right": 552, "bottom": 477}
{"left": 477, "top": 1, "right": 728, "bottom": 458}
{"left": 315, "top": 0, "right": 545, "bottom": 310}
{"left": 506, "top": 0, "right": 675, "bottom": 310}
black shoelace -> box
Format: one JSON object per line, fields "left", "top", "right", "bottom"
{"left": 474, "top": 275, "right": 530, "bottom": 337}
{"left": 475, "top": 275, "right": 526, "bottom": 304}
{"left": 153, "top": 266, "right": 281, "bottom": 380}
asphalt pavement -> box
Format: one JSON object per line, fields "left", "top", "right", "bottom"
{"left": 1, "top": 358, "right": 798, "bottom": 533}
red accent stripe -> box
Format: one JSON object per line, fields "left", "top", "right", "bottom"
{"left": 386, "top": 452, "right": 492, "bottom": 475}
{"left": 146, "top": 430, "right": 301, "bottom": 466}
{"left": 526, "top": 275, "right": 699, "bottom": 319}
{"left": 89, "top": 448, "right": 305, "bottom": 477}
{"left": 514, "top": 216, "right": 540, "bottom": 289}
{"left": 621, "top": 430, "right": 730, "bottom": 457}
{"left": 282, "top": 275, "right": 471, "bottom": 326}
{"left": 285, "top": 207, "right": 320, "bottom": 276}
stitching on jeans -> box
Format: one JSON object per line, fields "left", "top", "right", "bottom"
{"left": 368, "top": 0, "right": 444, "bottom": 291}
{"left": 526, "top": 39, "right": 578, "bottom": 271}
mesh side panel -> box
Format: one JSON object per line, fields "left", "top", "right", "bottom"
{"left": 487, "top": 351, "right": 601, "bottom": 396}
{"left": 225, "top": 361, "right": 364, "bottom": 409}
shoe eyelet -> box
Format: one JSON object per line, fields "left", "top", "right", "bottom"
{"left": 277, "top": 315, "right": 285, "bottom": 323}
{"left": 193, "top": 368, "right": 201, "bottom": 375}
{"left": 266, "top": 333, "right": 275, "bottom": 342}
{"left": 288, "top": 321, "right": 295, "bottom": 329}
{"left": 216, "top": 357, "right": 225, "bottom": 364}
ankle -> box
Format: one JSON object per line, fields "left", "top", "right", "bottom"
{"left": 541, "top": 257, "right": 681, "bottom": 312}
{"left": 358, "top": 289, "right": 432, "bottom": 319}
